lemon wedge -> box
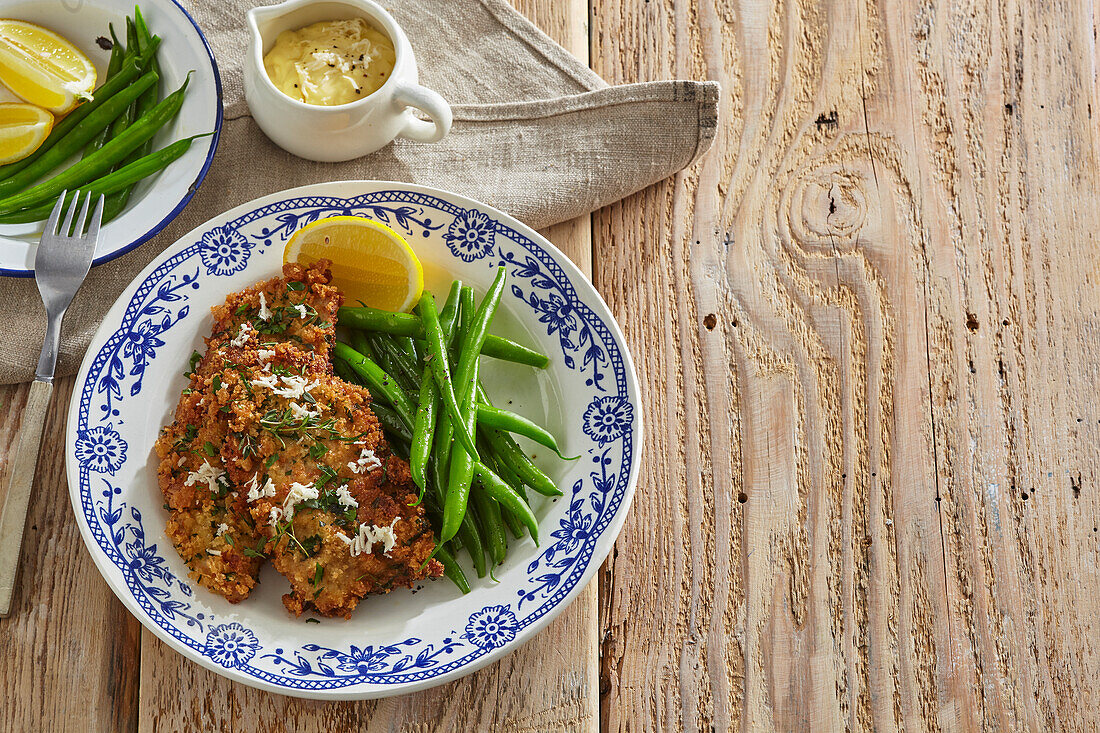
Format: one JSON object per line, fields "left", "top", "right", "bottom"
{"left": 0, "top": 103, "right": 51, "bottom": 164}
{"left": 0, "top": 20, "right": 96, "bottom": 114}
{"left": 284, "top": 216, "right": 424, "bottom": 312}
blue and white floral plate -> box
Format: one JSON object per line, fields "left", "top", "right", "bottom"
{"left": 66, "top": 181, "right": 641, "bottom": 698}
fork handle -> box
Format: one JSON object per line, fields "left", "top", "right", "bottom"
{"left": 0, "top": 379, "right": 52, "bottom": 617}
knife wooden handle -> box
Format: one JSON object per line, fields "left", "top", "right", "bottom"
{"left": 0, "top": 379, "right": 53, "bottom": 617}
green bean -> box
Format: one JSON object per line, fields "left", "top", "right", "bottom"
{"left": 333, "top": 356, "right": 357, "bottom": 384}
{"left": 133, "top": 8, "right": 161, "bottom": 117}
{"left": 0, "top": 69, "right": 186, "bottom": 215}
{"left": 479, "top": 441, "right": 527, "bottom": 538}
{"left": 441, "top": 346, "right": 479, "bottom": 543}
{"left": 409, "top": 286, "right": 462, "bottom": 491}
{"left": 334, "top": 343, "right": 417, "bottom": 430}
{"left": 442, "top": 271, "right": 508, "bottom": 543}
{"left": 438, "top": 282, "right": 463, "bottom": 338}
{"left": 81, "top": 25, "right": 125, "bottom": 159}
{"left": 457, "top": 506, "right": 487, "bottom": 578}
{"left": 481, "top": 338, "right": 548, "bottom": 369}
{"left": 104, "top": 18, "right": 142, "bottom": 143}
{"left": 430, "top": 287, "right": 473, "bottom": 508}
{"left": 337, "top": 306, "right": 549, "bottom": 368}
{"left": 347, "top": 329, "right": 377, "bottom": 362}
{"left": 481, "top": 425, "right": 562, "bottom": 497}
{"left": 106, "top": 6, "right": 163, "bottom": 215}
{"left": 420, "top": 293, "right": 478, "bottom": 460}
{"left": 475, "top": 402, "right": 575, "bottom": 460}
{"left": 396, "top": 335, "right": 417, "bottom": 362}
{"left": 0, "top": 43, "right": 158, "bottom": 183}
{"left": 368, "top": 333, "right": 419, "bottom": 394}
{"left": 489, "top": 443, "right": 528, "bottom": 499}
{"left": 476, "top": 383, "right": 562, "bottom": 496}
{"left": 434, "top": 544, "right": 470, "bottom": 594}
{"left": 410, "top": 371, "right": 438, "bottom": 491}
{"left": 0, "top": 68, "right": 157, "bottom": 203}
{"left": 472, "top": 486, "right": 507, "bottom": 566}
{"left": 370, "top": 402, "right": 412, "bottom": 444}
{"left": 500, "top": 502, "right": 525, "bottom": 539}
{"left": 338, "top": 307, "right": 419, "bottom": 334}
{"left": 0, "top": 134, "right": 212, "bottom": 225}
{"left": 473, "top": 461, "right": 539, "bottom": 542}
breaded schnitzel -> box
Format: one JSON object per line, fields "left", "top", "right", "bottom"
{"left": 156, "top": 259, "right": 443, "bottom": 615}
{"left": 154, "top": 386, "right": 265, "bottom": 603}
{"left": 212, "top": 343, "right": 441, "bottom": 618}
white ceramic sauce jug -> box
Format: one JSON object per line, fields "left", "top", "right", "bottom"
{"left": 244, "top": 0, "right": 452, "bottom": 161}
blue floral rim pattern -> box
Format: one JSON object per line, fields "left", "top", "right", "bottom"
{"left": 72, "top": 189, "right": 637, "bottom": 692}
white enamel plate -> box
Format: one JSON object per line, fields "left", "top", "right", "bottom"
{"left": 0, "top": 0, "right": 221, "bottom": 276}
{"left": 66, "top": 181, "right": 641, "bottom": 698}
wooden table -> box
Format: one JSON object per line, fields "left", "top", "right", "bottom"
{"left": 3, "top": 0, "right": 1099, "bottom": 729}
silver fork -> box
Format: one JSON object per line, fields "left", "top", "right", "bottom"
{"left": 0, "top": 191, "right": 104, "bottom": 617}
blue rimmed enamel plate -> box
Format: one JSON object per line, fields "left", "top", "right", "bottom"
{"left": 0, "top": 0, "right": 221, "bottom": 277}
{"left": 66, "top": 181, "right": 641, "bottom": 698}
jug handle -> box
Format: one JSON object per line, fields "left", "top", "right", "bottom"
{"left": 392, "top": 83, "right": 452, "bottom": 143}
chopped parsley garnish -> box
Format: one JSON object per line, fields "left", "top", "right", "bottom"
{"left": 173, "top": 424, "right": 199, "bottom": 449}
{"left": 237, "top": 433, "right": 258, "bottom": 458}
{"left": 258, "top": 406, "right": 338, "bottom": 439}
{"left": 211, "top": 476, "right": 231, "bottom": 500}
{"left": 314, "top": 464, "right": 339, "bottom": 490}
{"left": 311, "top": 564, "right": 324, "bottom": 598}
{"left": 184, "top": 350, "right": 201, "bottom": 378}
{"left": 287, "top": 281, "right": 306, "bottom": 291}
{"left": 203, "top": 441, "right": 217, "bottom": 456}
{"left": 299, "top": 534, "right": 323, "bottom": 558}
{"left": 243, "top": 542, "right": 268, "bottom": 559}
{"left": 309, "top": 442, "right": 328, "bottom": 459}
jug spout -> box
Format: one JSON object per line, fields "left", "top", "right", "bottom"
{"left": 246, "top": 4, "right": 283, "bottom": 41}
{"left": 247, "top": 0, "right": 315, "bottom": 44}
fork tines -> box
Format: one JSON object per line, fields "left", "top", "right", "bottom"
{"left": 45, "top": 189, "right": 105, "bottom": 245}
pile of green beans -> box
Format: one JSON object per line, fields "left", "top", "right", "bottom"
{"left": 333, "top": 269, "right": 572, "bottom": 593}
{"left": 0, "top": 5, "right": 210, "bottom": 226}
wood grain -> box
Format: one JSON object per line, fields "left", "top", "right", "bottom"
{"left": 589, "top": 0, "right": 1100, "bottom": 730}
{"left": 0, "top": 379, "right": 142, "bottom": 731}
{"left": 7, "top": 0, "right": 1100, "bottom": 729}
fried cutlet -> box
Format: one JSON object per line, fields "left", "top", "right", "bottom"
{"left": 158, "top": 258, "right": 443, "bottom": 615}
{"left": 155, "top": 259, "right": 339, "bottom": 603}
{"left": 195, "top": 259, "right": 341, "bottom": 380}
{"left": 209, "top": 347, "right": 442, "bottom": 618}
{"left": 154, "top": 385, "right": 265, "bottom": 603}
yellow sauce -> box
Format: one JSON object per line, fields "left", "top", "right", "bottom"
{"left": 263, "top": 19, "right": 395, "bottom": 105}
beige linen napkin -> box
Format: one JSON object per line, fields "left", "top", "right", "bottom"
{"left": 0, "top": 0, "right": 718, "bottom": 384}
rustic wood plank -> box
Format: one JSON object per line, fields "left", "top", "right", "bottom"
{"left": 139, "top": 2, "right": 599, "bottom": 730}
{"left": 0, "top": 379, "right": 142, "bottom": 732}
{"left": 897, "top": 0, "right": 1100, "bottom": 727}
{"left": 591, "top": 0, "right": 1100, "bottom": 729}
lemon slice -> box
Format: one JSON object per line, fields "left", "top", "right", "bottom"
{"left": 284, "top": 216, "right": 424, "bottom": 312}
{"left": 0, "top": 103, "right": 51, "bottom": 164}
{"left": 0, "top": 20, "right": 96, "bottom": 114}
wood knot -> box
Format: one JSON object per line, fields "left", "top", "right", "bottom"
{"left": 787, "top": 167, "right": 867, "bottom": 253}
